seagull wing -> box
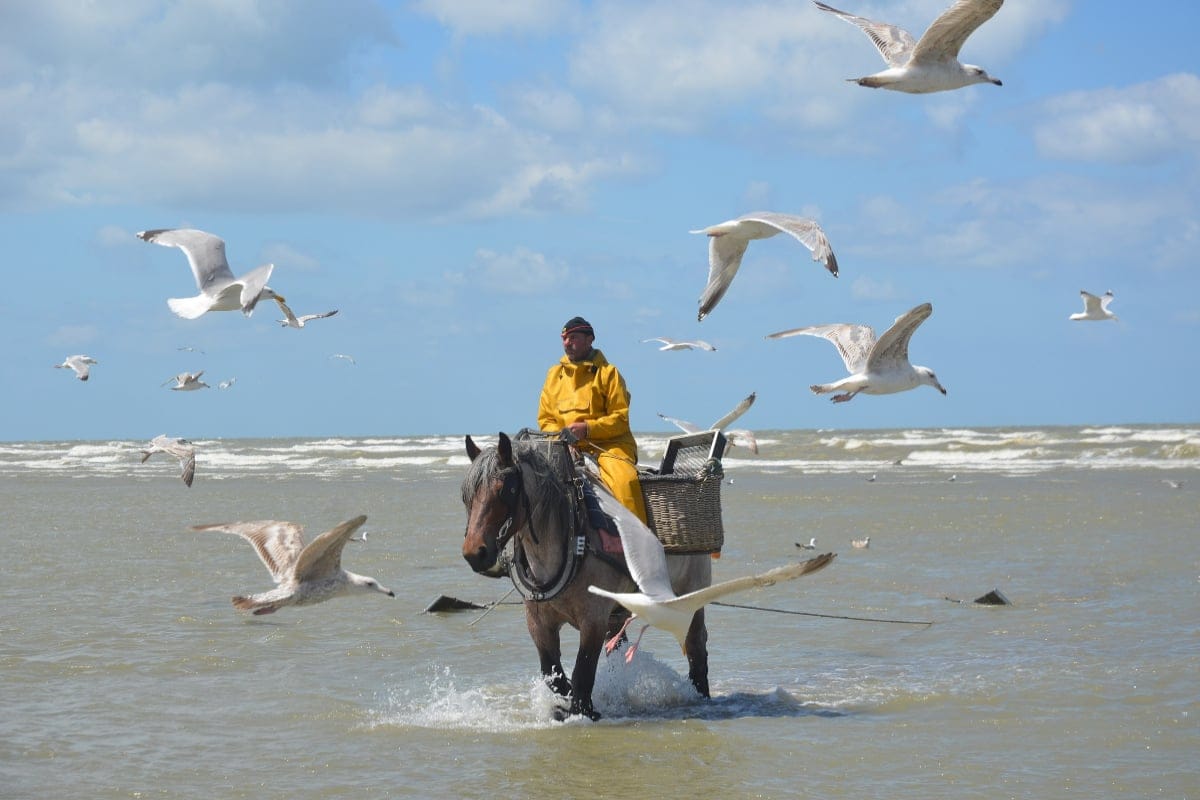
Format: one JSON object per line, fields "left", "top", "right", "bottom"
{"left": 813, "top": 1, "right": 917, "bottom": 68}
{"left": 738, "top": 212, "right": 838, "bottom": 277}
{"left": 137, "top": 229, "right": 236, "bottom": 295}
{"left": 235, "top": 263, "right": 275, "bottom": 313}
{"left": 725, "top": 429, "right": 759, "bottom": 453}
{"left": 1099, "top": 291, "right": 1115, "bottom": 313}
{"left": 866, "top": 302, "right": 933, "bottom": 372}
{"left": 696, "top": 230, "right": 752, "bottom": 320}
{"left": 658, "top": 414, "right": 702, "bottom": 434}
{"left": 668, "top": 552, "right": 835, "bottom": 611}
{"left": 910, "top": 0, "right": 1003, "bottom": 63}
{"left": 711, "top": 391, "right": 756, "bottom": 430}
{"left": 1079, "top": 290, "right": 1103, "bottom": 314}
{"left": 767, "top": 323, "right": 876, "bottom": 373}
{"left": 190, "top": 520, "right": 306, "bottom": 584}
{"left": 298, "top": 309, "right": 338, "bottom": 324}
{"left": 292, "top": 515, "right": 368, "bottom": 583}
{"left": 276, "top": 299, "right": 300, "bottom": 325}
{"left": 585, "top": 471, "right": 675, "bottom": 601}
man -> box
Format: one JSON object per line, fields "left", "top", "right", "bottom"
{"left": 537, "top": 316, "right": 648, "bottom": 524}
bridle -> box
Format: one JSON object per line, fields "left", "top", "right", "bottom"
{"left": 495, "top": 455, "right": 586, "bottom": 603}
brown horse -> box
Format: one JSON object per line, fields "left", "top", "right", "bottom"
{"left": 461, "top": 431, "right": 713, "bottom": 720}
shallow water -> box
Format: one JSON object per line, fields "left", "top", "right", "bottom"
{"left": 2, "top": 426, "right": 1197, "bottom": 798}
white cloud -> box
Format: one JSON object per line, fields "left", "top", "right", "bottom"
{"left": 463, "top": 246, "right": 571, "bottom": 294}
{"left": 1033, "top": 73, "right": 1200, "bottom": 164}
{"left": 412, "top": 0, "right": 579, "bottom": 37}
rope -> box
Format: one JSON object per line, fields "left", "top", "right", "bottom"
{"left": 709, "top": 600, "right": 933, "bottom": 627}
{"left": 467, "top": 585, "right": 517, "bottom": 627}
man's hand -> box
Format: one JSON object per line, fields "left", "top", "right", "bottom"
{"left": 565, "top": 421, "right": 588, "bottom": 441}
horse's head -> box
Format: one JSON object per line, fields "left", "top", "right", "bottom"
{"left": 461, "top": 432, "right": 523, "bottom": 576}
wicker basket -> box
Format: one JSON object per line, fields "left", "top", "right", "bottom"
{"left": 641, "top": 458, "right": 724, "bottom": 554}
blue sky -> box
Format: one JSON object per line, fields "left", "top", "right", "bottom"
{"left": 3, "top": 0, "right": 1197, "bottom": 442}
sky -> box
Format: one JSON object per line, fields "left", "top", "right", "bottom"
{"left": 3, "top": 0, "right": 1197, "bottom": 442}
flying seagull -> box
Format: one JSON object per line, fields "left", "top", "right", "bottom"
{"left": 641, "top": 337, "right": 717, "bottom": 352}
{"left": 330, "top": 354, "right": 357, "bottom": 365}
{"left": 277, "top": 301, "right": 339, "bottom": 329}
{"left": 189, "top": 515, "right": 394, "bottom": 615}
{"left": 796, "top": 538, "right": 817, "bottom": 550}
{"left": 691, "top": 212, "right": 838, "bottom": 321}
{"left": 218, "top": 378, "right": 237, "bottom": 390}
{"left": 658, "top": 391, "right": 759, "bottom": 453}
{"left": 55, "top": 354, "right": 97, "bottom": 381}
{"left": 767, "top": 302, "right": 946, "bottom": 403}
{"left": 585, "top": 472, "right": 834, "bottom": 662}
{"left": 1069, "top": 290, "right": 1118, "bottom": 322}
{"left": 163, "top": 371, "right": 209, "bottom": 391}
{"left": 140, "top": 434, "right": 196, "bottom": 487}
{"left": 814, "top": 0, "right": 1003, "bottom": 93}
{"left": 851, "top": 536, "right": 871, "bottom": 549}
{"left": 136, "top": 228, "right": 286, "bottom": 319}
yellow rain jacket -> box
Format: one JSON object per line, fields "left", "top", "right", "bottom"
{"left": 537, "top": 349, "right": 648, "bottom": 524}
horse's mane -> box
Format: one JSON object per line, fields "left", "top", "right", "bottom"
{"left": 461, "top": 438, "right": 573, "bottom": 532}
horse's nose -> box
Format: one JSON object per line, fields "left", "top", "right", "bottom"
{"left": 463, "top": 543, "right": 491, "bottom": 572}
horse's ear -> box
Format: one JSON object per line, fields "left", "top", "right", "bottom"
{"left": 465, "top": 435, "right": 481, "bottom": 462}
{"left": 497, "top": 431, "right": 513, "bottom": 466}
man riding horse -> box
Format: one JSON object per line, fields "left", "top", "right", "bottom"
{"left": 537, "top": 316, "right": 647, "bottom": 524}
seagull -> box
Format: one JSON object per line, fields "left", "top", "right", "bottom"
{"left": 814, "top": 0, "right": 1003, "bottom": 94}
{"left": 584, "top": 472, "right": 834, "bottom": 662}
{"left": 330, "top": 353, "right": 357, "bottom": 365}
{"left": 641, "top": 337, "right": 717, "bottom": 352}
{"left": 866, "top": 473, "right": 877, "bottom": 482}
{"left": 1069, "top": 290, "right": 1118, "bottom": 322}
{"left": 658, "top": 392, "right": 759, "bottom": 453}
{"left": 1162, "top": 479, "right": 1183, "bottom": 490}
{"left": 140, "top": 434, "right": 196, "bottom": 487}
{"left": 691, "top": 212, "right": 838, "bottom": 321}
{"left": 177, "top": 346, "right": 205, "bottom": 354}
{"left": 277, "top": 301, "right": 339, "bottom": 329}
{"left": 55, "top": 354, "right": 97, "bottom": 381}
{"left": 163, "top": 371, "right": 210, "bottom": 391}
{"left": 948, "top": 474, "right": 958, "bottom": 482}
{"left": 218, "top": 378, "right": 237, "bottom": 390}
{"left": 189, "top": 515, "right": 394, "bottom": 615}
{"left": 851, "top": 536, "right": 870, "bottom": 549}
{"left": 767, "top": 302, "right": 946, "bottom": 403}
{"left": 796, "top": 537, "right": 817, "bottom": 550}
{"left": 136, "top": 228, "right": 286, "bottom": 319}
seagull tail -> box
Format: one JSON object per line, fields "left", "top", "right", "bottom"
{"left": 168, "top": 295, "right": 212, "bottom": 320}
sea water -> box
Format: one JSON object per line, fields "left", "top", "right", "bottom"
{"left": 1, "top": 425, "right": 1196, "bottom": 799}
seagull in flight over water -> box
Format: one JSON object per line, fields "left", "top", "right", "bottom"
{"left": 137, "top": 228, "right": 287, "bottom": 319}
{"left": 140, "top": 435, "right": 196, "bottom": 487}
{"left": 585, "top": 472, "right": 834, "bottom": 663}
{"left": 1069, "top": 290, "right": 1118, "bottom": 321}
{"left": 55, "top": 355, "right": 97, "bottom": 381}
{"left": 277, "top": 301, "right": 339, "bottom": 329}
{"left": 814, "top": 0, "right": 1003, "bottom": 93}
{"left": 767, "top": 302, "right": 946, "bottom": 403}
{"left": 163, "top": 371, "right": 209, "bottom": 391}
{"left": 658, "top": 392, "right": 759, "bottom": 453}
{"left": 189, "top": 515, "right": 394, "bottom": 615}
{"left": 641, "top": 337, "right": 717, "bottom": 352}
{"left": 691, "top": 212, "right": 838, "bottom": 321}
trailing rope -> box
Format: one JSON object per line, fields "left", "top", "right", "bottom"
{"left": 710, "top": 600, "right": 933, "bottom": 627}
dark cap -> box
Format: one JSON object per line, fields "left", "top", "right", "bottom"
{"left": 561, "top": 316, "right": 594, "bottom": 337}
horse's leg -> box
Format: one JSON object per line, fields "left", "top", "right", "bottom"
{"left": 568, "top": 619, "right": 608, "bottom": 721}
{"left": 526, "top": 607, "right": 571, "bottom": 699}
{"left": 684, "top": 608, "right": 710, "bottom": 698}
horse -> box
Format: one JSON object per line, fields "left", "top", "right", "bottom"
{"left": 461, "top": 431, "right": 713, "bottom": 720}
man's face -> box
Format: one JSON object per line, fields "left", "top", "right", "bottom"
{"left": 562, "top": 331, "right": 594, "bottom": 362}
